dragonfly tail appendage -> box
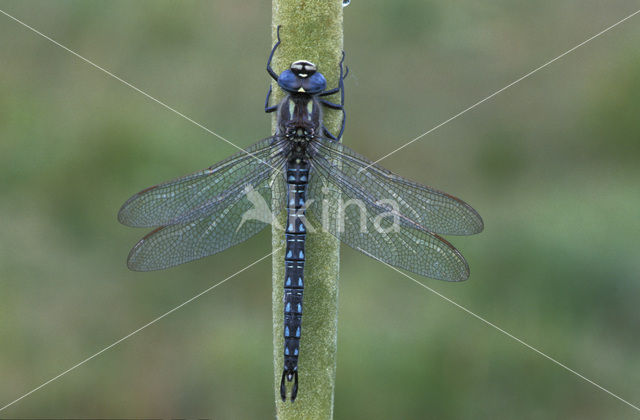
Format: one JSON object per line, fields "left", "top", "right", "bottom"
{"left": 280, "top": 369, "right": 299, "bottom": 402}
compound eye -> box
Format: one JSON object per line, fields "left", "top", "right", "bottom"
{"left": 290, "top": 60, "right": 317, "bottom": 78}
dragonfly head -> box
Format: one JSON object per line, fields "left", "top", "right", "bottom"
{"left": 278, "top": 60, "right": 327, "bottom": 94}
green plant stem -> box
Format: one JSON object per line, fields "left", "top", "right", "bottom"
{"left": 271, "top": 1, "right": 343, "bottom": 418}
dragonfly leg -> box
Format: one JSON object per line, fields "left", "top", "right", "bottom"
{"left": 321, "top": 107, "right": 345, "bottom": 142}
{"left": 265, "top": 85, "right": 278, "bottom": 113}
{"left": 318, "top": 86, "right": 340, "bottom": 96}
{"left": 319, "top": 51, "right": 346, "bottom": 141}
{"left": 336, "top": 109, "right": 346, "bottom": 141}
{"left": 323, "top": 126, "right": 338, "bottom": 141}
{"left": 319, "top": 99, "right": 343, "bottom": 110}
{"left": 267, "top": 25, "right": 282, "bottom": 81}
{"left": 319, "top": 67, "right": 348, "bottom": 97}
{"left": 319, "top": 51, "right": 346, "bottom": 100}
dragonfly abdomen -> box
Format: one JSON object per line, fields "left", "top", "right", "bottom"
{"left": 281, "top": 156, "right": 310, "bottom": 402}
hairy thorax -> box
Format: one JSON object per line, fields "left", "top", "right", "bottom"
{"left": 277, "top": 94, "right": 323, "bottom": 142}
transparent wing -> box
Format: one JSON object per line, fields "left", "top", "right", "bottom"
{"left": 118, "top": 136, "right": 286, "bottom": 228}
{"left": 306, "top": 148, "right": 471, "bottom": 281}
{"left": 127, "top": 172, "right": 286, "bottom": 271}
{"left": 309, "top": 138, "right": 483, "bottom": 235}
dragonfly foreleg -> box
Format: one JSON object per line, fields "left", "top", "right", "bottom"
{"left": 267, "top": 25, "right": 283, "bottom": 81}
{"left": 265, "top": 85, "right": 278, "bottom": 113}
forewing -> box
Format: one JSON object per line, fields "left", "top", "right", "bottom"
{"left": 306, "top": 152, "right": 470, "bottom": 281}
{"left": 118, "top": 137, "right": 285, "bottom": 228}
{"left": 309, "top": 138, "right": 483, "bottom": 235}
{"left": 127, "top": 172, "right": 286, "bottom": 271}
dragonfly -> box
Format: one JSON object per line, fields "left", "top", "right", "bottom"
{"left": 118, "top": 26, "right": 483, "bottom": 402}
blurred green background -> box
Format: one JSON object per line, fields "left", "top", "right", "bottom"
{"left": 1, "top": 1, "right": 639, "bottom": 418}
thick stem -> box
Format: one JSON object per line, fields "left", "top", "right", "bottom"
{"left": 271, "top": 1, "right": 343, "bottom": 418}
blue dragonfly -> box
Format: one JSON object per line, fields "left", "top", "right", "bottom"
{"left": 118, "top": 27, "right": 483, "bottom": 401}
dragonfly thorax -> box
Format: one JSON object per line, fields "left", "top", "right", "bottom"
{"left": 277, "top": 95, "right": 322, "bottom": 141}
